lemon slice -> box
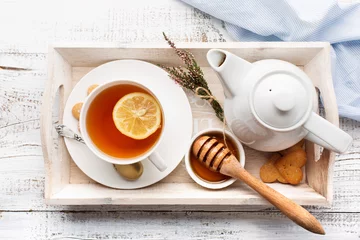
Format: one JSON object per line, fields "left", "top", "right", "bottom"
{"left": 112, "top": 92, "right": 161, "bottom": 140}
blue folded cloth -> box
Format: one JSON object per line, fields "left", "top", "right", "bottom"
{"left": 181, "top": 0, "right": 360, "bottom": 121}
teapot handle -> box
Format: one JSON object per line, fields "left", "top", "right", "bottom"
{"left": 304, "top": 112, "right": 352, "bottom": 153}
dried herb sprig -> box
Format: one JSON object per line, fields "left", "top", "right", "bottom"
{"left": 160, "top": 33, "right": 224, "bottom": 122}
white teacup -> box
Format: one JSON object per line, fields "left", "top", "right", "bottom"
{"left": 80, "top": 80, "right": 167, "bottom": 172}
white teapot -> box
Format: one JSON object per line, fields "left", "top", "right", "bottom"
{"left": 207, "top": 49, "right": 352, "bottom": 153}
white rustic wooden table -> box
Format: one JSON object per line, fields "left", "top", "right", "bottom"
{"left": 0, "top": 0, "right": 359, "bottom": 239}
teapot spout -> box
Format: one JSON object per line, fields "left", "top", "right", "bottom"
{"left": 207, "top": 49, "right": 227, "bottom": 68}
{"left": 207, "top": 49, "right": 253, "bottom": 98}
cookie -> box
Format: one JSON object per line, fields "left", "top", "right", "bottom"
{"left": 277, "top": 174, "right": 288, "bottom": 184}
{"left": 275, "top": 149, "right": 307, "bottom": 185}
{"left": 260, "top": 153, "right": 288, "bottom": 183}
{"left": 260, "top": 153, "right": 281, "bottom": 183}
{"left": 87, "top": 84, "right": 99, "bottom": 95}
{"left": 72, "top": 102, "right": 83, "bottom": 120}
{"left": 279, "top": 139, "right": 305, "bottom": 156}
{"left": 260, "top": 140, "right": 307, "bottom": 185}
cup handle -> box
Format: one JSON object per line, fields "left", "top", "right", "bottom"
{"left": 148, "top": 151, "right": 167, "bottom": 172}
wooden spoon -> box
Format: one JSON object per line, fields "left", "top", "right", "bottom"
{"left": 193, "top": 136, "right": 325, "bottom": 235}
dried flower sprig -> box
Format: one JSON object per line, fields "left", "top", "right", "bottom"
{"left": 160, "top": 33, "right": 224, "bottom": 122}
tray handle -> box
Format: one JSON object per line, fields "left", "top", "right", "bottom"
{"left": 41, "top": 48, "right": 72, "bottom": 198}
{"left": 304, "top": 45, "right": 338, "bottom": 203}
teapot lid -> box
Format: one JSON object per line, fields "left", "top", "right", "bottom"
{"left": 251, "top": 71, "right": 312, "bottom": 130}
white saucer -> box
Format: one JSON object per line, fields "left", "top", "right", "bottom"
{"left": 63, "top": 60, "right": 193, "bottom": 189}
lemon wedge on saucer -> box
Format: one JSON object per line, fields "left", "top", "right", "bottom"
{"left": 112, "top": 92, "right": 161, "bottom": 140}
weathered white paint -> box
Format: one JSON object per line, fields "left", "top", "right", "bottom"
{"left": 0, "top": 0, "right": 359, "bottom": 239}
{"left": 0, "top": 212, "right": 359, "bottom": 240}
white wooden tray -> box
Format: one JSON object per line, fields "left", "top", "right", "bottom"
{"left": 41, "top": 42, "right": 337, "bottom": 207}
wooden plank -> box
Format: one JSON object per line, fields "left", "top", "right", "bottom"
{"left": 0, "top": 212, "right": 359, "bottom": 239}
{"left": 303, "top": 44, "right": 335, "bottom": 203}
{"left": 55, "top": 42, "right": 325, "bottom": 67}
{"left": 48, "top": 183, "right": 326, "bottom": 206}
{"left": 41, "top": 48, "right": 73, "bottom": 199}
{"left": 0, "top": 0, "right": 230, "bottom": 54}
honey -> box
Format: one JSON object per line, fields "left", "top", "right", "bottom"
{"left": 86, "top": 84, "right": 163, "bottom": 159}
{"left": 190, "top": 133, "right": 239, "bottom": 182}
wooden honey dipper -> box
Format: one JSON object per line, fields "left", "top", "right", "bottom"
{"left": 193, "top": 136, "right": 325, "bottom": 235}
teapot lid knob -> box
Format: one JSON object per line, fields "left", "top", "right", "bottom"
{"left": 273, "top": 91, "right": 295, "bottom": 112}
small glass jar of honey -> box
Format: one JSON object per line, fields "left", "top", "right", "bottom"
{"left": 185, "top": 128, "right": 245, "bottom": 189}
